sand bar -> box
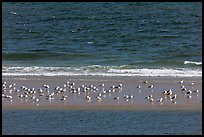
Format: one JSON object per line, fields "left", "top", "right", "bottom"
{"left": 2, "top": 75, "right": 202, "bottom": 110}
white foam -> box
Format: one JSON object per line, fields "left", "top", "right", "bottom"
{"left": 184, "top": 61, "right": 202, "bottom": 65}
{"left": 2, "top": 66, "right": 202, "bottom": 77}
{"left": 107, "top": 68, "right": 202, "bottom": 77}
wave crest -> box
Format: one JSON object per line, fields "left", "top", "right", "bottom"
{"left": 184, "top": 61, "right": 202, "bottom": 65}
{"left": 2, "top": 65, "right": 202, "bottom": 77}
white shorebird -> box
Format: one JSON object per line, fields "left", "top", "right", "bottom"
{"left": 81, "top": 84, "right": 85, "bottom": 88}
{"left": 43, "top": 84, "right": 50, "bottom": 93}
{"left": 181, "top": 88, "right": 187, "bottom": 92}
{"left": 162, "top": 90, "right": 168, "bottom": 95}
{"left": 98, "top": 93, "right": 102, "bottom": 97}
{"left": 4, "top": 95, "right": 12, "bottom": 99}
{"left": 130, "top": 95, "right": 134, "bottom": 99}
{"left": 187, "top": 95, "right": 192, "bottom": 99}
{"left": 55, "top": 86, "right": 60, "bottom": 91}
{"left": 145, "top": 96, "right": 150, "bottom": 100}
{"left": 15, "top": 89, "right": 20, "bottom": 92}
{"left": 186, "top": 90, "right": 192, "bottom": 95}
{"left": 85, "top": 95, "right": 91, "bottom": 100}
{"left": 172, "top": 101, "right": 177, "bottom": 104}
{"left": 148, "top": 85, "right": 154, "bottom": 88}
{"left": 137, "top": 85, "right": 141, "bottom": 89}
{"left": 157, "top": 97, "right": 163, "bottom": 103}
{"left": 118, "top": 83, "right": 123, "bottom": 87}
{"left": 124, "top": 94, "right": 134, "bottom": 99}
{"left": 170, "top": 94, "right": 177, "bottom": 101}
{"left": 9, "top": 84, "right": 13, "bottom": 89}
{"left": 102, "top": 90, "right": 107, "bottom": 94}
{"left": 110, "top": 85, "right": 115, "bottom": 89}
{"left": 33, "top": 98, "right": 39, "bottom": 103}
{"left": 166, "top": 89, "right": 173, "bottom": 96}
{"left": 63, "top": 84, "right": 67, "bottom": 88}
{"left": 66, "top": 81, "right": 70, "bottom": 85}
{"left": 31, "top": 95, "right": 36, "bottom": 100}
{"left": 69, "top": 82, "right": 75, "bottom": 86}
{"left": 113, "top": 97, "right": 120, "bottom": 100}
{"left": 145, "top": 95, "right": 153, "bottom": 103}
{"left": 43, "top": 84, "right": 49, "bottom": 89}
{"left": 149, "top": 98, "right": 154, "bottom": 102}
{"left": 124, "top": 95, "right": 129, "bottom": 99}
{"left": 145, "top": 94, "right": 153, "bottom": 100}
{"left": 179, "top": 80, "right": 184, "bottom": 84}
{"left": 61, "top": 95, "right": 68, "bottom": 101}
{"left": 181, "top": 85, "right": 185, "bottom": 89}
{"left": 111, "top": 84, "right": 122, "bottom": 89}
{"left": 100, "top": 83, "right": 105, "bottom": 87}
{"left": 193, "top": 90, "right": 199, "bottom": 93}
{"left": 96, "top": 96, "right": 102, "bottom": 101}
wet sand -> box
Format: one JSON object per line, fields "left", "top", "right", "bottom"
{"left": 2, "top": 75, "right": 202, "bottom": 110}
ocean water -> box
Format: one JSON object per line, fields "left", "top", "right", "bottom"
{"left": 2, "top": 109, "right": 202, "bottom": 135}
{"left": 2, "top": 2, "right": 202, "bottom": 77}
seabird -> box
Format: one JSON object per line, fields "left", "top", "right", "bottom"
{"left": 170, "top": 94, "right": 177, "bottom": 101}
{"left": 181, "top": 85, "right": 185, "bottom": 89}
{"left": 186, "top": 90, "right": 192, "bottom": 95}
{"left": 181, "top": 88, "right": 187, "bottom": 92}
{"left": 61, "top": 95, "right": 68, "bottom": 101}
{"left": 157, "top": 97, "right": 163, "bottom": 103}
{"left": 149, "top": 98, "right": 154, "bottom": 102}
{"left": 129, "top": 95, "right": 134, "bottom": 99}
{"left": 137, "top": 85, "right": 141, "bottom": 89}
{"left": 145, "top": 94, "right": 153, "bottom": 100}
{"left": 124, "top": 95, "right": 129, "bottom": 99}
{"left": 85, "top": 95, "right": 91, "bottom": 100}
{"left": 148, "top": 85, "right": 154, "bottom": 88}
{"left": 113, "top": 97, "right": 120, "bottom": 100}
{"left": 119, "top": 84, "right": 123, "bottom": 87}
{"left": 9, "top": 84, "right": 13, "bottom": 89}
{"left": 96, "top": 96, "right": 102, "bottom": 101}
{"left": 187, "top": 95, "right": 192, "bottom": 99}
{"left": 179, "top": 80, "right": 184, "bottom": 84}
{"left": 63, "top": 84, "right": 67, "bottom": 88}
{"left": 100, "top": 83, "right": 105, "bottom": 87}
{"left": 193, "top": 90, "right": 199, "bottom": 93}
{"left": 33, "top": 98, "right": 39, "bottom": 103}
{"left": 163, "top": 90, "right": 168, "bottom": 95}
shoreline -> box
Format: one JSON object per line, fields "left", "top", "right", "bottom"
{"left": 2, "top": 103, "right": 202, "bottom": 111}
{"left": 2, "top": 74, "right": 202, "bottom": 79}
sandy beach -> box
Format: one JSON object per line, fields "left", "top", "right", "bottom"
{"left": 2, "top": 75, "right": 202, "bottom": 110}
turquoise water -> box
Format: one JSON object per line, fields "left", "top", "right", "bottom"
{"left": 2, "top": 109, "right": 202, "bottom": 135}
{"left": 2, "top": 2, "right": 202, "bottom": 76}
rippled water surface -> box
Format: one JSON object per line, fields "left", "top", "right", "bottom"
{"left": 2, "top": 109, "right": 202, "bottom": 135}
{"left": 2, "top": 2, "right": 202, "bottom": 76}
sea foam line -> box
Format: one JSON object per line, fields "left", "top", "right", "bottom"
{"left": 184, "top": 61, "right": 202, "bottom": 65}
{"left": 2, "top": 66, "right": 202, "bottom": 77}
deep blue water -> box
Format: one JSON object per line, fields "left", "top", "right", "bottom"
{"left": 2, "top": 2, "right": 202, "bottom": 76}
{"left": 2, "top": 109, "right": 202, "bottom": 135}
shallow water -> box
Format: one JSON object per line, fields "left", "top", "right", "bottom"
{"left": 2, "top": 109, "right": 202, "bottom": 135}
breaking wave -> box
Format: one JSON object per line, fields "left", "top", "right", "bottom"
{"left": 2, "top": 65, "right": 202, "bottom": 77}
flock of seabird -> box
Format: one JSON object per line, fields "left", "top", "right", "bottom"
{"left": 2, "top": 80, "right": 201, "bottom": 106}
{"left": 144, "top": 80, "right": 201, "bottom": 104}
